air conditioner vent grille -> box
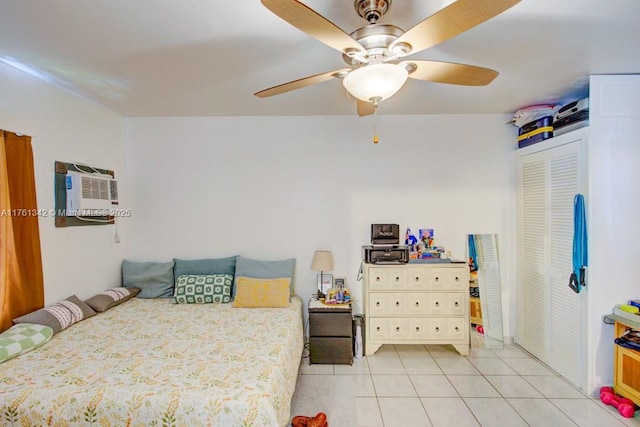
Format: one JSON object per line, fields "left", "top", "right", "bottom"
{"left": 81, "top": 176, "right": 111, "bottom": 200}
{"left": 109, "top": 180, "right": 118, "bottom": 203}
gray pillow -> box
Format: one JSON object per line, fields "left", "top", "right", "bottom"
{"left": 173, "top": 256, "right": 237, "bottom": 281}
{"left": 234, "top": 256, "right": 296, "bottom": 296}
{"left": 13, "top": 295, "right": 97, "bottom": 335}
{"left": 122, "top": 260, "right": 175, "bottom": 298}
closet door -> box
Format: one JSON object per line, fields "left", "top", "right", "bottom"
{"left": 517, "top": 135, "right": 587, "bottom": 390}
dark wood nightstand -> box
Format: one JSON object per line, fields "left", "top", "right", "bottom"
{"left": 308, "top": 300, "right": 353, "bottom": 365}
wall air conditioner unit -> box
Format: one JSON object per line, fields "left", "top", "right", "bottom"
{"left": 65, "top": 170, "right": 119, "bottom": 216}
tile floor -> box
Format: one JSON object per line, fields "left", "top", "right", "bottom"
{"left": 294, "top": 343, "right": 640, "bottom": 427}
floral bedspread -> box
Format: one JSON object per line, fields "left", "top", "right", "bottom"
{"left": 0, "top": 296, "right": 304, "bottom": 426}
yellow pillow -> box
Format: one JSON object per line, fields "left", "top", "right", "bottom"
{"left": 233, "top": 277, "right": 291, "bottom": 308}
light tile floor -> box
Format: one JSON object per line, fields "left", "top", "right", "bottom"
{"left": 295, "top": 343, "right": 640, "bottom": 427}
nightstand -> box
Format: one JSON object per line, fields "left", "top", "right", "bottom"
{"left": 308, "top": 299, "right": 353, "bottom": 365}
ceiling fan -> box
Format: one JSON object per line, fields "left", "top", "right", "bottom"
{"left": 255, "top": 0, "right": 520, "bottom": 116}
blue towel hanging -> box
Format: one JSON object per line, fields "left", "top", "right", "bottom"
{"left": 468, "top": 235, "right": 478, "bottom": 271}
{"left": 569, "top": 194, "right": 588, "bottom": 293}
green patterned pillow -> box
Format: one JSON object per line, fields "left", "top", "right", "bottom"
{"left": 0, "top": 323, "right": 53, "bottom": 364}
{"left": 173, "top": 274, "right": 232, "bottom": 304}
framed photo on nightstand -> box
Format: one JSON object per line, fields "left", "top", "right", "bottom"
{"left": 334, "top": 276, "right": 346, "bottom": 288}
{"left": 317, "top": 274, "right": 333, "bottom": 297}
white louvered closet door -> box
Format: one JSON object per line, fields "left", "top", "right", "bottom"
{"left": 517, "top": 137, "right": 587, "bottom": 391}
{"left": 475, "top": 234, "right": 503, "bottom": 343}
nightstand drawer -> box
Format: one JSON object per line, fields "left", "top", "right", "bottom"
{"left": 309, "top": 312, "right": 352, "bottom": 337}
{"left": 309, "top": 337, "right": 352, "bottom": 365}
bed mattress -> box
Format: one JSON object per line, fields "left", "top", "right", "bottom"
{"left": 0, "top": 296, "right": 304, "bottom": 426}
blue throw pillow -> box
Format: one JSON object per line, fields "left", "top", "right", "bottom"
{"left": 122, "top": 260, "right": 175, "bottom": 298}
{"left": 234, "top": 256, "right": 296, "bottom": 296}
{"left": 173, "top": 257, "right": 237, "bottom": 282}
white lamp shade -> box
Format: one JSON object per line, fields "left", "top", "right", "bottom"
{"left": 343, "top": 63, "right": 409, "bottom": 102}
{"left": 311, "top": 250, "right": 334, "bottom": 271}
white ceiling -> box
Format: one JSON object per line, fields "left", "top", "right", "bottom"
{"left": 1, "top": 0, "right": 639, "bottom": 117}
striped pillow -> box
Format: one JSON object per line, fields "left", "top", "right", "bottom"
{"left": 85, "top": 287, "right": 140, "bottom": 312}
{"left": 13, "top": 295, "right": 96, "bottom": 335}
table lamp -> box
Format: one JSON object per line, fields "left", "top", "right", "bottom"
{"left": 311, "top": 250, "right": 333, "bottom": 300}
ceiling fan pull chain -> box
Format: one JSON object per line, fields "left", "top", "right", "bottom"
{"left": 373, "top": 104, "right": 379, "bottom": 144}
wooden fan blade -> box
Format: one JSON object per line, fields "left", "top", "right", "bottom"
{"left": 262, "top": 0, "right": 364, "bottom": 54}
{"left": 390, "top": 0, "right": 520, "bottom": 56}
{"left": 401, "top": 60, "right": 498, "bottom": 86}
{"left": 357, "top": 100, "right": 375, "bottom": 116}
{"left": 255, "top": 68, "right": 351, "bottom": 98}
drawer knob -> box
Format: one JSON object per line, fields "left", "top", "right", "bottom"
{"left": 376, "top": 276, "right": 381, "bottom": 281}
{"left": 376, "top": 326, "right": 381, "bottom": 332}
{"left": 435, "top": 327, "right": 440, "bottom": 332}
{"left": 455, "top": 302, "right": 459, "bottom": 307}
{"left": 395, "top": 301, "right": 400, "bottom": 307}
{"left": 455, "top": 276, "right": 460, "bottom": 282}
{"left": 455, "top": 326, "right": 460, "bottom": 332}
{"left": 415, "top": 276, "right": 419, "bottom": 281}
{"left": 396, "top": 327, "right": 400, "bottom": 332}
{"left": 395, "top": 276, "right": 400, "bottom": 282}
{"left": 416, "top": 326, "right": 420, "bottom": 332}
{"left": 435, "top": 277, "right": 439, "bottom": 282}
{"left": 435, "top": 301, "right": 440, "bottom": 307}
{"left": 415, "top": 302, "right": 419, "bottom": 307}
{"left": 376, "top": 301, "right": 380, "bottom": 307}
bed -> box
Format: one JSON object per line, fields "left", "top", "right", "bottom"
{"left": 0, "top": 295, "right": 304, "bottom": 426}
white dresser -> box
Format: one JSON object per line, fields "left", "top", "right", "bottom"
{"left": 362, "top": 262, "right": 470, "bottom": 356}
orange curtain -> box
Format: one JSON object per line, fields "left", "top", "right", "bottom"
{"left": 0, "top": 130, "right": 44, "bottom": 332}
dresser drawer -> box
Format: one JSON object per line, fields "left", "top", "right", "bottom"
{"left": 309, "top": 312, "right": 352, "bottom": 337}
{"left": 424, "top": 268, "right": 467, "bottom": 290}
{"left": 367, "top": 318, "right": 433, "bottom": 340}
{"left": 369, "top": 318, "right": 388, "bottom": 340}
{"left": 368, "top": 267, "right": 406, "bottom": 291}
{"left": 425, "top": 317, "right": 467, "bottom": 340}
{"left": 310, "top": 337, "right": 352, "bottom": 365}
{"left": 369, "top": 293, "right": 428, "bottom": 315}
{"left": 427, "top": 293, "right": 466, "bottom": 315}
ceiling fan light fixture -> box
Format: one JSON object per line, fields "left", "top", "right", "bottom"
{"left": 342, "top": 63, "right": 408, "bottom": 103}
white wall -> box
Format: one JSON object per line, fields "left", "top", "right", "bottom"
{"left": 587, "top": 75, "right": 640, "bottom": 393}
{"left": 0, "top": 62, "right": 127, "bottom": 304}
{"left": 125, "top": 114, "right": 517, "bottom": 331}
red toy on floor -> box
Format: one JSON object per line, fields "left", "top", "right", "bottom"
{"left": 600, "top": 387, "right": 636, "bottom": 418}
{"left": 292, "top": 412, "right": 328, "bottom": 427}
